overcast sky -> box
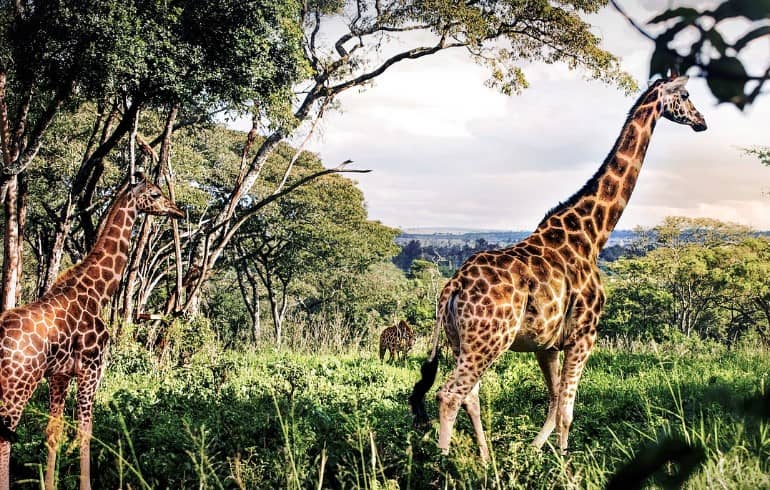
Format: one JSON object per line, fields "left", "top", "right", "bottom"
{"left": 302, "top": 1, "right": 770, "bottom": 231}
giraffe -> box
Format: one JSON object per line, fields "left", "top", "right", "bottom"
{"left": 379, "top": 320, "right": 416, "bottom": 362}
{"left": 0, "top": 172, "right": 183, "bottom": 490}
{"left": 409, "top": 75, "right": 707, "bottom": 460}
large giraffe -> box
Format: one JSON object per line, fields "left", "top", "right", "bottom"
{"left": 410, "top": 75, "right": 707, "bottom": 459}
{"left": 0, "top": 173, "right": 183, "bottom": 490}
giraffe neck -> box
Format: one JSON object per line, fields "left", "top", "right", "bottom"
{"left": 536, "top": 83, "right": 664, "bottom": 251}
{"left": 87, "top": 191, "right": 138, "bottom": 300}
{"left": 49, "top": 189, "right": 138, "bottom": 305}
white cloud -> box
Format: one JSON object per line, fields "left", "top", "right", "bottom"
{"left": 305, "top": 4, "right": 770, "bottom": 231}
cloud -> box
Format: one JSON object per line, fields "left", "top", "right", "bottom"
{"left": 306, "top": 3, "right": 770, "bottom": 231}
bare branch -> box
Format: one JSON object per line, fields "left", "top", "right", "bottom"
{"left": 274, "top": 97, "right": 331, "bottom": 194}
{"left": 609, "top": 0, "right": 655, "bottom": 42}
{"left": 213, "top": 162, "right": 371, "bottom": 262}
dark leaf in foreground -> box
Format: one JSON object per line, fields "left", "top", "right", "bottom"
{"left": 606, "top": 436, "right": 706, "bottom": 490}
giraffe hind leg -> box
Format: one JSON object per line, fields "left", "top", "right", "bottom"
{"left": 532, "top": 349, "right": 560, "bottom": 449}
{"left": 462, "top": 382, "right": 489, "bottom": 461}
{"left": 437, "top": 351, "right": 502, "bottom": 459}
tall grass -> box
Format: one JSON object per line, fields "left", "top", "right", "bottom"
{"left": 8, "top": 334, "right": 769, "bottom": 488}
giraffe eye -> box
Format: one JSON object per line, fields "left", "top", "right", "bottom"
{"left": 681, "top": 91, "right": 689, "bottom": 100}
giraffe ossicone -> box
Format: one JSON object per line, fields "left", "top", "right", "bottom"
{"left": 409, "top": 74, "right": 707, "bottom": 460}
{"left": 0, "top": 173, "right": 183, "bottom": 490}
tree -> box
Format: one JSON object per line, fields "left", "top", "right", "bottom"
{"left": 231, "top": 152, "right": 398, "bottom": 345}
{"left": 611, "top": 0, "right": 770, "bottom": 109}
{"left": 745, "top": 146, "right": 770, "bottom": 167}
{"left": 0, "top": 0, "right": 308, "bottom": 311}
{"left": 602, "top": 217, "right": 769, "bottom": 344}
{"left": 405, "top": 259, "right": 444, "bottom": 329}
{"left": 176, "top": 0, "right": 636, "bottom": 314}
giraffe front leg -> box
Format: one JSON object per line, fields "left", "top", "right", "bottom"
{"left": 532, "top": 349, "right": 560, "bottom": 450}
{"left": 76, "top": 361, "right": 106, "bottom": 490}
{"left": 45, "top": 375, "right": 71, "bottom": 490}
{"left": 556, "top": 334, "right": 595, "bottom": 455}
{"left": 76, "top": 376, "right": 97, "bottom": 490}
{"left": 2, "top": 368, "right": 43, "bottom": 490}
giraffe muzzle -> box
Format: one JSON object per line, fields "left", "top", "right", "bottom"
{"left": 168, "top": 205, "right": 185, "bottom": 219}
{"left": 692, "top": 114, "right": 707, "bottom": 132}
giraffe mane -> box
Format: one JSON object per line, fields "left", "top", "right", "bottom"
{"left": 537, "top": 79, "right": 666, "bottom": 227}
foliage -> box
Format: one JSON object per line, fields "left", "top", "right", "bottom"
{"left": 394, "top": 237, "right": 504, "bottom": 275}
{"left": 745, "top": 145, "right": 770, "bottom": 167}
{"left": 3, "top": 0, "right": 308, "bottom": 111}
{"left": 404, "top": 260, "right": 442, "bottom": 331}
{"left": 614, "top": 0, "right": 770, "bottom": 109}
{"left": 9, "top": 338, "right": 770, "bottom": 488}
{"left": 230, "top": 150, "right": 400, "bottom": 344}
{"left": 603, "top": 217, "right": 770, "bottom": 344}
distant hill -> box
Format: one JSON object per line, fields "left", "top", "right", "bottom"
{"left": 396, "top": 229, "right": 639, "bottom": 248}
{"left": 393, "top": 228, "right": 770, "bottom": 273}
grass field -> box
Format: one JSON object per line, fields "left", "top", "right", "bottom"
{"left": 9, "top": 335, "right": 770, "bottom": 489}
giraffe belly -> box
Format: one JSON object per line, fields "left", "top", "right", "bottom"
{"left": 507, "top": 331, "right": 546, "bottom": 351}
{"left": 508, "top": 329, "right": 560, "bottom": 352}
{"left": 509, "top": 314, "right": 565, "bottom": 352}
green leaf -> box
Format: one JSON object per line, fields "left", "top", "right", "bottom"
{"left": 713, "top": 0, "right": 770, "bottom": 20}
{"left": 706, "top": 56, "right": 748, "bottom": 109}
{"left": 649, "top": 42, "right": 678, "bottom": 77}
{"left": 703, "top": 28, "right": 728, "bottom": 55}
{"left": 648, "top": 7, "right": 699, "bottom": 24}
{"left": 734, "top": 25, "right": 770, "bottom": 51}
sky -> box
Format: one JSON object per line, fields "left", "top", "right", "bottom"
{"left": 301, "top": 1, "right": 770, "bottom": 231}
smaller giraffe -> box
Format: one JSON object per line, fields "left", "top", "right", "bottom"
{"left": 379, "top": 320, "right": 416, "bottom": 362}
{"left": 0, "top": 172, "right": 183, "bottom": 490}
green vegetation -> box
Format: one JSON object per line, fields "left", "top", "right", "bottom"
{"left": 10, "top": 335, "right": 769, "bottom": 489}
{"left": 603, "top": 218, "right": 770, "bottom": 344}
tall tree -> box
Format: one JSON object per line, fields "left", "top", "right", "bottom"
{"left": 0, "top": 0, "right": 308, "bottom": 310}
{"left": 175, "top": 0, "right": 636, "bottom": 314}
{"left": 232, "top": 152, "right": 398, "bottom": 345}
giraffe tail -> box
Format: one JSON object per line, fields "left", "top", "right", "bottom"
{"left": 408, "top": 291, "right": 457, "bottom": 427}
{"left": 0, "top": 420, "right": 17, "bottom": 443}
{"left": 0, "top": 394, "right": 18, "bottom": 443}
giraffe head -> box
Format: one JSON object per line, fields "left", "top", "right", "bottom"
{"left": 131, "top": 172, "right": 185, "bottom": 219}
{"left": 659, "top": 75, "right": 707, "bottom": 132}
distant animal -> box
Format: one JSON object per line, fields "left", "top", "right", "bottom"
{"left": 0, "top": 172, "right": 184, "bottom": 490}
{"left": 379, "top": 320, "right": 416, "bottom": 362}
{"left": 409, "top": 74, "right": 707, "bottom": 460}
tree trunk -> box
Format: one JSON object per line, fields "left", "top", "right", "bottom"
{"left": 122, "top": 216, "right": 153, "bottom": 322}
{"left": 1, "top": 175, "right": 21, "bottom": 311}
{"left": 158, "top": 106, "right": 183, "bottom": 311}
{"left": 38, "top": 198, "right": 75, "bottom": 297}
{"left": 16, "top": 173, "right": 27, "bottom": 304}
